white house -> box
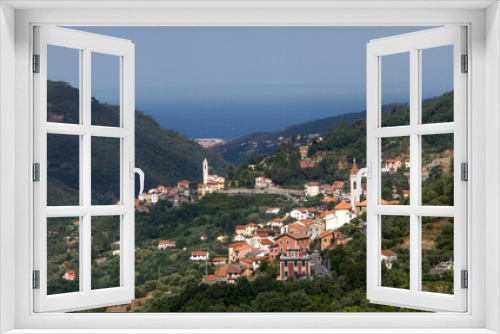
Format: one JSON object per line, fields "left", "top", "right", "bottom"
{"left": 151, "top": 193, "right": 159, "bottom": 203}
{"left": 112, "top": 249, "right": 120, "bottom": 256}
{"left": 290, "top": 207, "right": 315, "bottom": 220}
{"left": 255, "top": 176, "right": 273, "bottom": 188}
{"left": 268, "top": 218, "right": 285, "bottom": 228}
{"left": 233, "top": 235, "right": 245, "bottom": 242}
{"left": 158, "top": 240, "right": 176, "bottom": 250}
{"left": 266, "top": 207, "right": 280, "bottom": 214}
{"left": 190, "top": 251, "right": 210, "bottom": 261}
{"left": 325, "top": 202, "right": 355, "bottom": 230}
{"left": 381, "top": 250, "right": 398, "bottom": 269}
{"left": 305, "top": 182, "right": 320, "bottom": 197}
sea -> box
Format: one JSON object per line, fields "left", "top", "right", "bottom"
{"left": 136, "top": 96, "right": 366, "bottom": 140}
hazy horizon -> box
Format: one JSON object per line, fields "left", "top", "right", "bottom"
{"left": 49, "top": 26, "right": 453, "bottom": 139}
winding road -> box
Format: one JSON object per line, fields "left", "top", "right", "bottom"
{"left": 218, "top": 187, "right": 303, "bottom": 204}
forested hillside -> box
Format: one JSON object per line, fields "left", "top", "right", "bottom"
{"left": 46, "top": 81, "right": 229, "bottom": 205}
{"left": 228, "top": 91, "right": 454, "bottom": 191}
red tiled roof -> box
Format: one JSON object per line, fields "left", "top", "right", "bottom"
{"left": 192, "top": 251, "right": 209, "bottom": 256}
{"left": 261, "top": 239, "right": 273, "bottom": 245}
{"left": 216, "top": 266, "right": 228, "bottom": 277}
{"left": 276, "top": 232, "right": 309, "bottom": 240}
{"left": 207, "top": 274, "right": 216, "bottom": 281}
{"left": 306, "top": 182, "right": 320, "bottom": 186}
{"left": 227, "top": 264, "right": 242, "bottom": 274}
{"left": 272, "top": 218, "right": 284, "bottom": 222}
{"left": 159, "top": 240, "right": 175, "bottom": 245}
{"left": 334, "top": 201, "right": 352, "bottom": 210}
{"left": 212, "top": 257, "right": 227, "bottom": 262}
{"left": 228, "top": 242, "right": 248, "bottom": 248}
{"left": 381, "top": 250, "right": 397, "bottom": 256}
{"left": 318, "top": 230, "right": 334, "bottom": 238}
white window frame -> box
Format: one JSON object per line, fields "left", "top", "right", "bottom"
{"left": 0, "top": 2, "right": 499, "bottom": 333}
{"left": 33, "top": 26, "right": 136, "bottom": 312}
{"left": 366, "top": 26, "right": 467, "bottom": 312}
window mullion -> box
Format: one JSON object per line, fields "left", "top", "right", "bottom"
{"left": 82, "top": 48, "right": 92, "bottom": 294}
{"left": 409, "top": 47, "right": 420, "bottom": 294}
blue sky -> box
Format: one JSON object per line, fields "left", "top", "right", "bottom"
{"left": 48, "top": 26, "right": 453, "bottom": 139}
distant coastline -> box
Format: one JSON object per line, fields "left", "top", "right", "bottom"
{"left": 136, "top": 95, "right": 367, "bottom": 140}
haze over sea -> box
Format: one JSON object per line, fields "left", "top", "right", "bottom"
{"left": 136, "top": 95, "right": 366, "bottom": 140}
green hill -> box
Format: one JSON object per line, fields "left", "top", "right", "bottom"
{"left": 228, "top": 91, "right": 454, "bottom": 193}
{"left": 212, "top": 103, "right": 410, "bottom": 166}
{"left": 46, "top": 80, "right": 229, "bottom": 205}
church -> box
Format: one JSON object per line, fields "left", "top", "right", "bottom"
{"left": 199, "top": 158, "right": 226, "bottom": 197}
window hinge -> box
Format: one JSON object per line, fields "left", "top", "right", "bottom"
{"left": 33, "top": 54, "right": 40, "bottom": 73}
{"left": 461, "top": 270, "right": 468, "bottom": 289}
{"left": 33, "top": 270, "right": 40, "bottom": 289}
{"left": 33, "top": 163, "right": 40, "bottom": 182}
{"left": 461, "top": 162, "right": 468, "bottom": 181}
{"left": 461, "top": 54, "right": 468, "bottom": 73}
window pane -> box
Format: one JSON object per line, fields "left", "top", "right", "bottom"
{"left": 91, "top": 52, "right": 120, "bottom": 127}
{"left": 381, "top": 52, "right": 410, "bottom": 127}
{"left": 91, "top": 137, "right": 120, "bottom": 205}
{"left": 421, "top": 134, "right": 454, "bottom": 206}
{"left": 421, "top": 45, "right": 454, "bottom": 124}
{"left": 47, "top": 45, "right": 80, "bottom": 124}
{"left": 381, "top": 137, "right": 410, "bottom": 205}
{"left": 47, "top": 134, "right": 79, "bottom": 206}
{"left": 421, "top": 216, "right": 454, "bottom": 295}
{"left": 91, "top": 216, "right": 121, "bottom": 290}
{"left": 47, "top": 217, "right": 80, "bottom": 295}
{"left": 381, "top": 215, "right": 410, "bottom": 290}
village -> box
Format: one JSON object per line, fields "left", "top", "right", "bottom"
{"left": 135, "top": 156, "right": 418, "bottom": 285}
{"left": 55, "top": 150, "right": 453, "bottom": 289}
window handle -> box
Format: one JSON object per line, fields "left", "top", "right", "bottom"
{"left": 129, "top": 162, "right": 145, "bottom": 196}
{"left": 357, "top": 162, "right": 371, "bottom": 191}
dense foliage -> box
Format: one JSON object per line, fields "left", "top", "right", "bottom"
{"left": 135, "top": 194, "right": 294, "bottom": 248}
